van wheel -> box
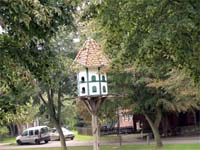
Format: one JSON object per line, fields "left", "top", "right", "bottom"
{"left": 44, "top": 140, "right": 48, "bottom": 143}
{"left": 35, "top": 139, "right": 40, "bottom": 144}
{"left": 71, "top": 137, "right": 74, "bottom": 140}
{"left": 17, "top": 140, "right": 22, "bottom": 145}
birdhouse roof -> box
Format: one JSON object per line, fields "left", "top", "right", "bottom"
{"left": 74, "top": 39, "right": 110, "bottom": 68}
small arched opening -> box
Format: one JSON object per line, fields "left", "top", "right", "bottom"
{"left": 81, "top": 77, "right": 85, "bottom": 83}
{"left": 103, "top": 86, "right": 106, "bottom": 93}
{"left": 92, "top": 86, "right": 97, "bottom": 93}
{"left": 91, "top": 75, "right": 96, "bottom": 81}
{"left": 102, "top": 75, "right": 106, "bottom": 82}
{"left": 81, "top": 87, "right": 86, "bottom": 94}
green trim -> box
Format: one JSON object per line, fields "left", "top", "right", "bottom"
{"left": 86, "top": 67, "right": 90, "bottom": 96}
{"left": 79, "top": 80, "right": 106, "bottom": 83}
{"left": 98, "top": 67, "right": 102, "bottom": 96}
{"left": 87, "top": 93, "right": 107, "bottom": 96}
{"left": 77, "top": 73, "right": 80, "bottom": 96}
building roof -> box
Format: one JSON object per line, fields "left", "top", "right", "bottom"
{"left": 74, "top": 39, "right": 110, "bottom": 68}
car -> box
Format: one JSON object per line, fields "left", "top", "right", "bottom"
{"left": 16, "top": 126, "right": 50, "bottom": 145}
{"left": 50, "top": 127, "right": 75, "bottom": 141}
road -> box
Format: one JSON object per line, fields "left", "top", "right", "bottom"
{"left": 0, "top": 135, "right": 199, "bottom": 149}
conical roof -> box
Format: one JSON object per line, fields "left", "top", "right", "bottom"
{"left": 74, "top": 39, "right": 110, "bottom": 68}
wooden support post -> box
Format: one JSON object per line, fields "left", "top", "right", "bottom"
{"left": 82, "top": 97, "right": 105, "bottom": 150}
{"left": 92, "top": 114, "right": 99, "bottom": 150}
{"left": 117, "top": 107, "right": 122, "bottom": 146}
{"left": 146, "top": 134, "right": 150, "bottom": 146}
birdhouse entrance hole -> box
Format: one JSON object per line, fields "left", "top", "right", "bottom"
{"left": 81, "top": 77, "right": 85, "bottom": 83}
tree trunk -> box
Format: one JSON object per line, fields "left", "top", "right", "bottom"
{"left": 48, "top": 88, "right": 67, "bottom": 150}
{"left": 39, "top": 88, "right": 67, "bottom": 150}
{"left": 16, "top": 122, "right": 23, "bottom": 135}
{"left": 144, "top": 113, "right": 163, "bottom": 149}
{"left": 54, "top": 121, "right": 67, "bottom": 150}
{"left": 192, "top": 110, "right": 197, "bottom": 126}
{"left": 13, "top": 124, "right": 17, "bottom": 136}
{"left": 132, "top": 115, "right": 137, "bottom": 132}
{"left": 8, "top": 124, "right": 15, "bottom": 136}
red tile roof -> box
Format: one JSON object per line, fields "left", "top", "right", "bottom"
{"left": 74, "top": 39, "right": 110, "bottom": 68}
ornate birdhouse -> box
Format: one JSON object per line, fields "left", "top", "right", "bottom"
{"left": 74, "top": 39, "right": 110, "bottom": 97}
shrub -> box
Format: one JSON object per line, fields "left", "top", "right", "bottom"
{"left": 0, "top": 126, "right": 9, "bottom": 137}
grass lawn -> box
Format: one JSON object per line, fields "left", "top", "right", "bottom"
{"left": 0, "top": 131, "right": 143, "bottom": 143}
{"left": 1, "top": 134, "right": 199, "bottom": 150}
{"left": 73, "top": 131, "right": 93, "bottom": 141}
{"left": 4, "top": 144, "right": 200, "bottom": 150}
{"left": 0, "top": 137, "right": 15, "bottom": 143}
{"left": 0, "top": 132, "right": 93, "bottom": 144}
{"left": 73, "top": 131, "right": 123, "bottom": 142}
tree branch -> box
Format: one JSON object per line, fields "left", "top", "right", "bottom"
{"left": 38, "top": 92, "right": 47, "bottom": 105}
{"left": 57, "top": 85, "right": 62, "bottom": 124}
{"left": 154, "top": 107, "right": 162, "bottom": 128}
{"left": 47, "top": 88, "right": 57, "bottom": 121}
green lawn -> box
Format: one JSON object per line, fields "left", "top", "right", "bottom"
{"left": 4, "top": 144, "right": 200, "bottom": 150}
{"left": 1, "top": 135, "right": 200, "bottom": 150}
{"left": 73, "top": 131, "right": 93, "bottom": 141}
{"left": 0, "top": 137, "right": 15, "bottom": 143}
{"left": 0, "top": 132, "right": 142, "bottom": 143}
{"left": 73, "top": 131, "right": 126, "bottom": 142}
{"left": 0, "top": 132, "right": 93, "bottom": 144}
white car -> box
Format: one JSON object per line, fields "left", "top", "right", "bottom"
{"left": 16, "top": 126, "right": 50, "bottom": 145}
{"left": 50, "top": 127, "right": 75, "bottom": 141}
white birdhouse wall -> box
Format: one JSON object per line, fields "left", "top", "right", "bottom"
{"left": 77, "top": 67, "right": 108, "bottom": 97}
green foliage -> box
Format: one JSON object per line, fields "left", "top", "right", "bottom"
{"left": 0, "top": 0, "right": 75, "bottom": 41}
{"left": 0, "top": 0, "right": 76, "bottom": 86}
{"left": 0, "top": 102, "right": 38, "bottom": 125}
{"left": 61, "top": 100, "right": 77, "bottom": 129}
{"left": 0, "top": 126, "right": 9, "bottom": 136}
{"left": 81, "top": 0, "right": 200, "bottom": 135}
{"left": 0, "top": 0, "right": 76, "bottom": 121}
{"left": 84, "top": 0, "right": 200, "bottom": 84}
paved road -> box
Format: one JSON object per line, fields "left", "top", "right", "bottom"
{"left": 0, "top": 135, "right": 199, "bottom": 149}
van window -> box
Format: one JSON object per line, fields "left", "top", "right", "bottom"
{"left": 35, "top": 130, "right": 39, "bottom": 135}
{"left": 29, "top": 130, "right": 34, "bottom": 136}
{"left": 22, "top": 130, "right": 28, "bottom": 136}
{"left": 41, "top": 127, "right": 48, "bottom": 134}
{"left": 44, "top": 127, "right": 48, "bottom": 133}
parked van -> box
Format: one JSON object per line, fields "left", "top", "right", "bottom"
{"left": 16, "top": 126, "right": 50, "bottom": 145}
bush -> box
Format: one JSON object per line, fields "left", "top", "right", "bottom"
{"left": 0, "top": 126, "right": 9, "bottom": 137}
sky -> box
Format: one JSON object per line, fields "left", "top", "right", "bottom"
{"left": 0, "top": 26, "right": 5, "bottom": 34}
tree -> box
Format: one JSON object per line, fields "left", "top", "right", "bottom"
{"left": 80, "top": 1, "right": 200, "bottom": 148}
{"left": 1, "top": 102, "right": 38, "bottom": 134}
{"left": 0, "top": 0, "right": 75, "bottom": 111}
{"left": 0, "top": 57, "right": 37, "bottom": 125}
{"left": 0, "top": 1, "right": 77, "bottom": 150}
{"left": 90, "top": 0, "right": 200, "bottom": 83}
{"left": 35, "top": 27, "right": 77, "bottom": 150}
